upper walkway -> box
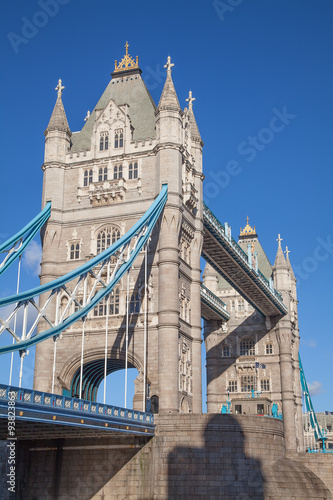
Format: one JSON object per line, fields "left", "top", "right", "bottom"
{"left": 202, "top": 203, "right": 287, "bottom": 318}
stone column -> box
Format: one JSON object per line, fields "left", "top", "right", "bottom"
{"left": 204, "top": 319, "right": 223, "bottom": 413}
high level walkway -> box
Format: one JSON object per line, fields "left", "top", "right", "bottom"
{"left": 202, "top": 203, "right": 287, "bottom": 318}
{"left": 200, "top": 284, "right": 230, "bottom": 321}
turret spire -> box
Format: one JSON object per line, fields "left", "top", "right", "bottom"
{"left": 285, "top": 246, "right": 296, "bottom": 281}
{"left": 157, "top": 56, "right": 181, "bottom": 112}
{"left": 45, "top": 78, "right": 71, "bottom": 136}
{"left": 274, "top": 234, "right": 287, "bottom": 270}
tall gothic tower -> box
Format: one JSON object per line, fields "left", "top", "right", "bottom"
{"left": 34, "top": 45, "right": 204, "bottom": 414}
{"left": 203, "top": 220, "right": 304, "bottom": 451}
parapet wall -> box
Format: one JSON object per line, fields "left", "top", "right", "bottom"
{"left": 4, "top": 414, "right": 333, "bottom": 499}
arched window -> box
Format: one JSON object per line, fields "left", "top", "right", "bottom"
{"left": 98, "top": 168, "right": 103, "bottom": 182}
{"left": 100, "top": 133, "right": 108, "bottom": 151}
{"left": 70, "top": 243, "right": 80, "bottom": 260}
{"left": 83, "top": 169, "right": 93, "bottom": 187}
{"left": 74, "top": 298, "right": 83, "bottom": 312}
{"left": 114, "top": 132, "right": 119, "bottom": 148}
{"left": 231, "top": 300, "right": 235, "bottom": 312}
{"left": 113, "top": 165, "right": 122, "bottom": 180}
{"left": 114, "top": 129, "right": 123, "bottom": 148}
{"left": 103, "top": 167, "right": 108, "bottom": 181}
{"left": 119, "top": 131, "right": 123, "bottom": 147}
{"left": 238, "top": 299, "right": 245, "bottom": 311}
{"left": 93, "top": 288, "right": 120, "bottom": 316}
{"left": 129, "top": 162, "right": 138, "bottom": 180}
{"left": 265, "top": 343, "right": 273, "bottom": 355}
{"left": 240, "top": 337, "right": 255, "bottom": 356}
{"left": 150, "top": 395, "right": 159, "bottom": 414}
{"left": 130, "top": 292, "right": 140, "bottom": 314}
{"left": 97, "top": 227, "right": 121, "bottom": 254}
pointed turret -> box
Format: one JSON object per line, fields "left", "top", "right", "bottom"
{"left": 273, "top": 234, "right": 289, "bottom": 292}
{"left": 185, "top": 90, "right": 201, "bottom": 142}
{"left": 273, "top": 234, "right": 288, "bottom": 270}
{"left": 45, "top": 79, "right": 71, "bottom": 136}
{"left": 285, "top": 246, "right": 297, "bottom": 300}
{"left": 44, "top": 79, "right": 71, "bottom": 164}
{"left": 157, "top": 56, "right": 181, "bottom": 113}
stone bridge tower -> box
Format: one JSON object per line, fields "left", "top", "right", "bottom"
{"left": 34, "top": 45, "right": 204, "bottom": 414}
{"left": 203, "top": 222, "right": 304, "bottom": 451}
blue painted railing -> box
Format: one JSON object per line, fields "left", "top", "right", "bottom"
{"left": 0, "top": 384, "right": 154, "bottom": 425}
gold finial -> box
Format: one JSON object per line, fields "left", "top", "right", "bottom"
{"left": 240, "top": 217, "right": 257, "bottom": 237}
{"left": 114, "top": 42, "right": 139, "bottom": 73}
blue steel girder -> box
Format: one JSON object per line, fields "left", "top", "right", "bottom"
{"left": 0, "top": 185, "right": 167, "bottom": 354}
{"left": 202, "top": 203, "right": 287, "bottom": 318}
{"left": 200, "top": 284, "right": 230, "bottom": 322}
{"left": 0, "top": 202, "right": 51, "bottom": 276}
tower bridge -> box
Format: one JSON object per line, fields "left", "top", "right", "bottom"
{"left": 0, "top": 44, "right": 332, "bottom": 499}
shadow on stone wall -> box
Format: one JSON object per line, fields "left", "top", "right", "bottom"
{"left": 167, "top": 414, "right": 265, "bottom": 499}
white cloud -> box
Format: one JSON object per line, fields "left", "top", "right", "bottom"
{"left": 303, "top": 339, "right": 317, "bottom": 348}
{"left": 22, "top": 241, "right": 42, "bottom": 276}
{"left": 308, "top": 381, "right": 323, "bottom": 396}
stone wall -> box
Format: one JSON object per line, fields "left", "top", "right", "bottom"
{"left": 5, "top": 414, "right": 333, "bottom": 499}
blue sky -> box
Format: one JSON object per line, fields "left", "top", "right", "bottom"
{"left": 0, "top": 0, "right": 332, "bottom": 412}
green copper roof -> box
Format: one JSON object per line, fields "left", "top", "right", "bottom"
{"left": 71, "top": 72, "right": 156, "bottom": 151}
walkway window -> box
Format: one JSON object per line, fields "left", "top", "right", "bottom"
{"left": 240, "top": 337, "right": 255, "bottom": 356}
{"left": 84, "top": 169, "right": 93, "bottom": 186}
{"left": 70, "top": 243, "right": 80, "bottom": 260}
{"left": 240, "top": 375, "right": 256, "bottom": 392}
{"left": 97, "top": 227, "right": 121, "bottom": 254}
{"left": 93, "top": 288, "right": 119, "bottom": 316}
{"left": 128, "top": 162, "right": 138, "bottom": 180}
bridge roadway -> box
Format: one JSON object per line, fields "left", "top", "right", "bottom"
{"left": 202, "top": 202, "right": 288, "bottom": 318}
{"left": 0, "top": 384, "right": 155, "bottom": 440}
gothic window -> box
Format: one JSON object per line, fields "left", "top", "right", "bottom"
{"left": 261, "top": 379, "right": 270, "bottom": 392}
{"left": 228, "top": 380, "right": 237, "bottom": 393}
{"left": 128, "top": 162, "right": 138, "bottom": 180}
{"left": 84, "top": 169, "right": 93, "bottom": 186}
{"left": 238, "top": 299, "right": 245, "bottom": 311}
{"left": 114, "top": 129, "right": 123, "bottom": 148}
{"left": 222, "top": 345, "right": 230, "bottom": 357}
{"left": 70, "top": 243, "right": 80, "bottom": 260}
{"left": 98, "top": 167, "right": 108, "bottom": 182}
{"left": 240, "top": 375, "right": 256, "bottom": 392}
{"left": 265, "top": 343, "right": 273, "bottom": 355}
{"left": 97, "top": 227, "right": 121, "bottom": 254}
{"left": 93, "top": 288, "right": 119, "bottom": 316}
{"left": 113, "top": 165, "right": 123, "bottom": 180}
{"left": 240, "top": 337, "right": 255, "bottom": 356}
{"left": 130, "top": 292, "right": 140, "bottom": 314}
{"left": 231, "top": 300, "right": 235, "bottom": 312}
{"left": 100, "top": 132, "right": 109, "bottom": 151}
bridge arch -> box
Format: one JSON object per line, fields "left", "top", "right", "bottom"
{"left": 58, "top": 348, "right": 144, "bottom": 403}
